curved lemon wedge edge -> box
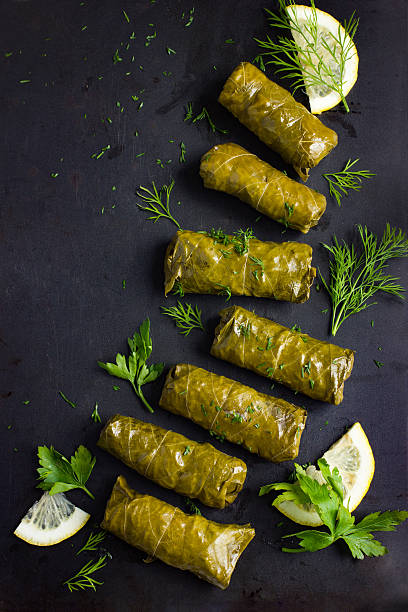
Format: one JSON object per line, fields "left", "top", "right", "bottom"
{"left": 288, "top": 4, "right": 359, "bottom": 114}
{"left": 14, "top": 491, "right": 90, "bottom": 546}
{"left": 275, "top": 422, "right": 375, "bottom": 527}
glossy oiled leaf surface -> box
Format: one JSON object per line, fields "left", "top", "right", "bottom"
{"left": 210, "top": 306, "right": 354, "bottom": 405}
{"left": 218, "top": 62, "right": 338, "bottom": 181}
{"left": 200, "top": 143, "right": 327, "bottom": 233}
{"left": 164, "top": 230, "right": 316, "bottom": 303}
{"left": 101, "top": 476, "right": 255, "bottom": 590}
{"left": 159, "top": 364, "right": 307, "bottom": 462}
{"left": 98, "top": 414, "right": 247, "bottom": 508}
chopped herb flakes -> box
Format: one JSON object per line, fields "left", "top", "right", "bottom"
{"left": 91, "top": 145, "right": 111, "bottom": 160}
{"left": 145, "top": 29, "right": 157, "bottom": 47}
{"left": 90, "top": 403, "right": 101, "bottom": 423}
{"left": 179, "top": 142, "right": 186, "bottom": 163}
{"left": 59, "top": 391, "right": 76, "bottom": 408}
{"left": 231, "top": 413, "right": 243, "bottom": 424}
{"left": 183, "top": 8, "right": 195, "bottom": 27}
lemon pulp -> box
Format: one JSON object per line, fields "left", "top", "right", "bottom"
{"left": 14, "top": 492, "right": 90, "bottom": 546}
{"left": 287, "top": 4, "right": 359, "bottom": 114}
{"left": 276, "top": 422, "right": 375, "bottom": 526}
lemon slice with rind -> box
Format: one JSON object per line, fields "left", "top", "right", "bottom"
{"left": 14, "top": 492, "right": 90, "bottom": 546}
{"left": 276, "top": 422, "right": 375, "bottom": 526}
{"left": 287, "top": 4, "right": 359, "bottom": 114}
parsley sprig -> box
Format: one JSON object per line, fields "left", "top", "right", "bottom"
{"left": 323, "top": 159, "right": 375, "bottom": 206}
{"left": 320, "top": 224, "right": 408, "bottom": 335}
{"left": 136, "top": 179, "right": 181, "bottom": 229}
{"left": 37, "top": 445, "right": 96, "bottom": 499}
{"left": 98, "top": 319, "right": 164, "bottom": 414}
{"left": 260, "top": 459, "right": 408, "bottom": 559}
{"left": 161, "top": 301, "right": 204, "bottom": 335}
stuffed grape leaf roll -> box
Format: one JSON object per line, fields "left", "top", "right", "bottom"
{"left": 218, "top": 62, "right": 338, "bottom": 181}
{"left": 102, "top": 475, "right": 255, "bottom": 590}
{"left": 200, "top": 143, "right": 327, "bottom": 233}
{"left": 211, "top": 305, "right": 354, "bottom": 405}
{"left": 164, "top": 229, "right": 316, "bottom": 303}
{"left": 159, "top": 364, "right": 307, "bottom": 462}
{"left": 98, "top": 414, "right": 247, "bottom": 509}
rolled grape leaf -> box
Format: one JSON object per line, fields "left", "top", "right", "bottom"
{"left": 102, "top": 475, "right": 255, "bottom": 590}
{"left": 159, "top": 364, "right": 307, "bottom": 462}
{"left": 211, "top": 306, "right": 354, "bottom": 405}
{"left": 200, "top": 143, "right": 327, "bottom": 233}
{"left": 218, "top": 62, "right": 338, "bottom": 181}
{"left": 98, "top": 414, "right": 247, "bottom": 509}
{"left": 164, "top": 229, "right": 315, "bottom": 303}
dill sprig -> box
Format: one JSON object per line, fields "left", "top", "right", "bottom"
{"left": 322, "top": 159, "right": 375, "bottom": 206}
{"left": 215, "top": 283, "right": 232, "bottom": 301}
{"left": 253, "top": 54, "right": 266, "bottom": 71}
{"left": 136, "top": 179, "right": 181, "bottom": 229}
{"left": 77, "top": 531, "right": 106, "bottom": 555}
{"left": 184, "top": 102, "right": 194, "bottom": 121}
{"left": 172, "top": 280, "right": 184, "bottom": 297}
{"left": 184, "top": 497, "right": 202, "bottom": 515}
{"left": 319, "top": 224, "right": 408, "bottom": 336}
{"left": 184, "top": 103, "right": 228, "bottom": 134}
{"left": 63, "top": 556, "right": 108, "bottom": 592}
{"left": 254, "top": 0, "right": 359, "bottom": 112}
{"left": 161, "top": 301, "right": 204, "bottom": 336}
{"left": 205, "top": 227, "right": 255, "bottom": 255}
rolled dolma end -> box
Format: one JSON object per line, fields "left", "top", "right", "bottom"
{"left": 164, "top": 229, "right": 316, "bottom": 303}
{"left": 159, "top": 364, "right": 307, "bottom": 462}
{"left": 218, "top": 62, "right": 338, "bottom": 181}
{"left": 211, "top": 305, "right": 354, "bottom": 405}
{"left": 200, "top": 143, "right": 327, "bottom": 233}
{"left": 102, "top": 475, "right": 255, "bottom": 590}
{"left": 97, "top": 414, "right": 247, "bottom": 509}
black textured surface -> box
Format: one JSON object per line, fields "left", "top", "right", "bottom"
{"left": 1, "top": 1, "right": 407, "bottom": 611}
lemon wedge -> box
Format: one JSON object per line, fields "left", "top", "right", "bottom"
{"left": 287, "top": 4, "right": 359, "bottom": 114}
{"left": 276, "top": 422, "right": 375, "bottom": 526}
{"left": 14, "top": 492, "right": 90, "bottom": 546}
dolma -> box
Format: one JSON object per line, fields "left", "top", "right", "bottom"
{"left": 159, "top": 364, "right": 307, "bottom": 462}
{"left": 164, "top": 229, "right": 316, "bottom": 303}
{"left": 218, "top": 62, "right": 338, "bottom": 181}
{"left": 200, "top": 143, "right": 326, "bottom": 233}
{"left": 102, "top": 475, "right": 255, "bottom": 590}
{"left": 211, "top": 305, "right": 354, "bottom": 405}
{"left": 98, "top": 414, "right": 246, "bottom": 509}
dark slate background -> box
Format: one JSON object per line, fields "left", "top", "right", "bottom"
{"left": 1, "top": 1, "right": 407, "bottom": 610}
